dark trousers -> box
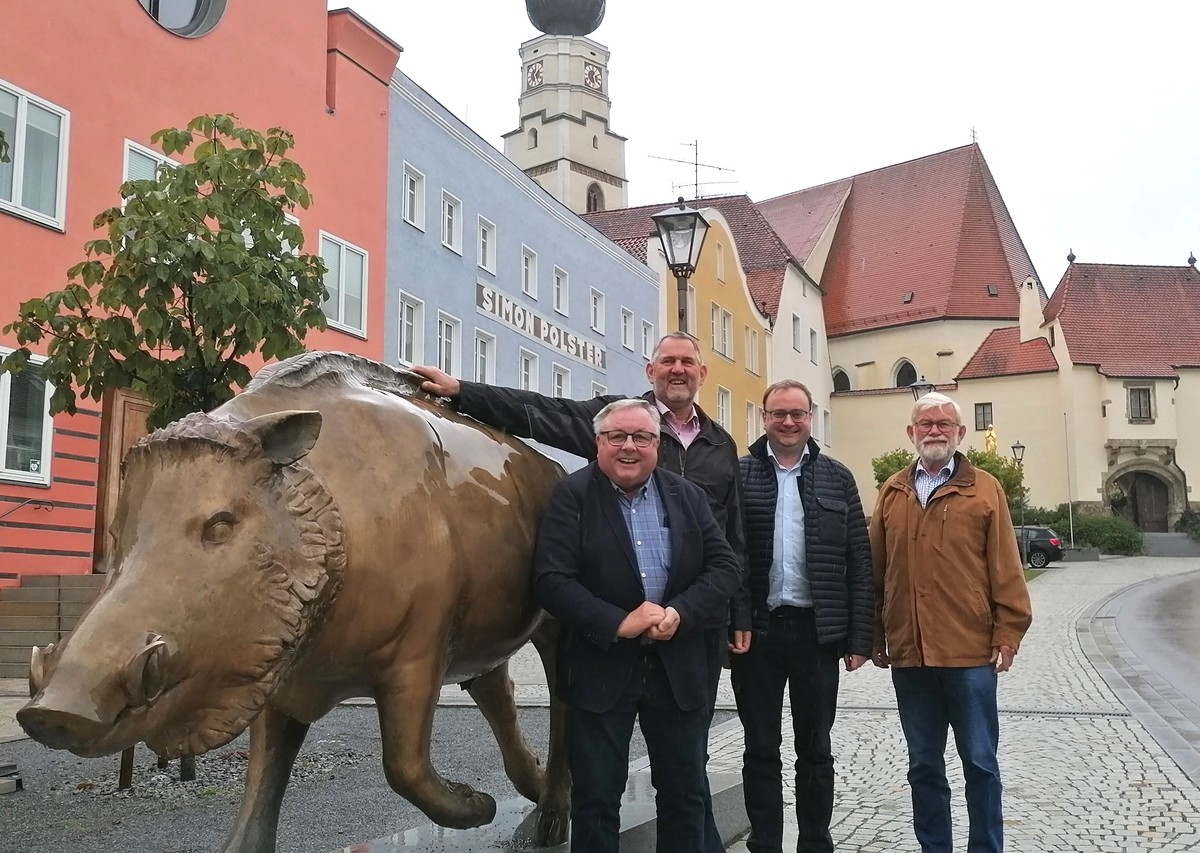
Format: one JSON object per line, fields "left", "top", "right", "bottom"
{"left": 891, "top": 665, "right": 1003, "bottom": 853}
{"left": 730, "top": 607, "right": 841, "bottom": 853}
{"left": 568, "top": 650, "right": 710, "bottom": 853}
{"left": 701, "top": 626, "right": 725, "bottom": 853}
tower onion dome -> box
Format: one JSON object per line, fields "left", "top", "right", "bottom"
{"left": 525, "top": 0, "right": 606, "bottom": 36}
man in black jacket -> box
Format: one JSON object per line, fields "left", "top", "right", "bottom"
{"left": 533, "top": 399, "right": 742, "bottom": 852}
{"left": 413, "top": 332, "right": 746, "bottom": 852}
{"left": 733, "top": 379, "right": 873, "bottom": 853}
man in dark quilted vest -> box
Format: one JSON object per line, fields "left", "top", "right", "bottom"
{"left": 733, "top": 379, "right": 873, "bottom": 853}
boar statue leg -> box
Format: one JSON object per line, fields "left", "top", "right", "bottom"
{"left": 219, "top": 704, "right": 310, "bottom": 853}
{"left": 377, "top": 657, "right": 497, "bottom": 829}
{"left": 463, "top": 661, "right": 544, "bottom": 803}
{"left": 520, "top": 617, "right": 571, "bottom": 847}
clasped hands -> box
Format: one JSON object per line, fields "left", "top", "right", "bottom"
{"left": 617, "top": 601, "right": 681, "bottom": 641}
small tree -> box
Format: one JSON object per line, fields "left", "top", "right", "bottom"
{"left": 2, "top": 114, "right": 327, "bottom": 428}
{"left": 871, "top": 446, "right": 1027, "bottom": 513}
{"left": 872, "top": 448, "right": 915, "bottom": 487}
{"left": 965, "top": 448, "right": 1026, "bottom": 513}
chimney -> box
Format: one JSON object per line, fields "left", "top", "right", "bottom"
{"left": 1018, "top": 276, "right": 1045, "bottom": 344}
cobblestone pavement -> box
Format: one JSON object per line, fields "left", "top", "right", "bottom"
{"left": 7, "top": 557, "right": 1200, "bottom": 852}
{"left": 724, "top": 556, "right": 1200, "bottom": 852}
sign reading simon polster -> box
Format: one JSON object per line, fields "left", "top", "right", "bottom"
{"left": 476, "top": 284, "right": 607, "bottom": 370}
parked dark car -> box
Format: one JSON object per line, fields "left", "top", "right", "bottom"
{"left": 1015, "top": 525, "right": 1064, "bottom": 568}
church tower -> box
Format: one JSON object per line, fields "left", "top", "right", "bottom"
{"left": 503, "top": 34, "right": 628, "bottom": 214}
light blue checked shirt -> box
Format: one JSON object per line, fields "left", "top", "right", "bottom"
{"left": 768, "top": 446, "right": 812, "bottom": 609}
{"left": 615, "top": 479, "right": 671, "bottom": 604}
{"left": 914, "top": 458, "right": 956, "bottom": 507}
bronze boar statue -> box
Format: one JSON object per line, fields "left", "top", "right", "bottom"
{"left": 17, "top": 352, "right": 570, "bottom": 851}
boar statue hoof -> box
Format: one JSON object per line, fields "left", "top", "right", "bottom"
{"left": 440, "top": 781, "right": 498, "bottom": 828}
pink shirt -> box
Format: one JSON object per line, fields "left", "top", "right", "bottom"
{"left": 656, "top": 398, "right": 700, "bottom": 449}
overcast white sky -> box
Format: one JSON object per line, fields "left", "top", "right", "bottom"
{"left": 335, "top": 1, "right": 1199, "bottom": 293}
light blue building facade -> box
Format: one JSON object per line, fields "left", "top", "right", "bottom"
{"left": 385, "top": 71, "right": 658, "bottom": 471}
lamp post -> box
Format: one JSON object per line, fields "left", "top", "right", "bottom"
{"left": 651, "top": 198, "right": 710, "bottom": 332}
{"left": 1011, "top": 440, "right": 1027, "bottom": 566}
{"left": 909, "top": 375, "right": 934, "bottom": 400}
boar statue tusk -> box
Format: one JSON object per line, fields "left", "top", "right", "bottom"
{"left": 29, "top": 643, "right": 52, "bottom": 698}
{"left": 124, "top": 633, "right": 169, "bottom": 707}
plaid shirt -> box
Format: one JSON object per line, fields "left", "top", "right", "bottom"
{"left": 615, "top": 479, "right": 672, "bottom": 604}
{"left": 914, "top": 458, "right": 956, "bottom": 507}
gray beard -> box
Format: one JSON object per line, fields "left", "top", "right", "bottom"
{"left": 918, "top": 443, "right": 956, "bottom": 467}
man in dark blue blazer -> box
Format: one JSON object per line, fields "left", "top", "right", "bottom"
{"left": 533, "top": 399, "right": 743, "bottom": 853}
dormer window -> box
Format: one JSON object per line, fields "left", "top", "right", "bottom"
{"left": 987, "top": 284, "right": 999, "bottom": 297}
{"left": 902, "top": 291, "right": 914, "bottom": 303}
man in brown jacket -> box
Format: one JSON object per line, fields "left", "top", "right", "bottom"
{"left": 870, "top": 391, "right": 1032, "bottom": 853}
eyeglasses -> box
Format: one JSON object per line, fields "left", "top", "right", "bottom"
{"left": 599, "top": 430, "right": 658, "bottom": 448}
{"left": 913, "top": 420, "right": 960, "bottom": 433}
{"left": 765, "top": 409, "right": 811, "bottom": 423}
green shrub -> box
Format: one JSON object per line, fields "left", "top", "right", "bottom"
{"left": 965, "top": 449, "right": 1026, "bottom": 514}
{"left": 1067, "top": 516, "right": 1142, "bottom": 555}
{"left": 872, "top": 448, "right": 914, "bottom": 487}
{"left": 1175, "top": 509, "right": 1200, "bottom": 541}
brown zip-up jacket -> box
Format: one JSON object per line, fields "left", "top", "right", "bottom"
{"left": 870, "top": 454, "right": 1032, "bottom": 668}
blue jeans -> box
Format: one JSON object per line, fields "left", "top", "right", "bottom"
{"left": 891, "top": 665, "right": 1003, "bottom": 853}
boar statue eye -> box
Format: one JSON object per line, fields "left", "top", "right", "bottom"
{"left": 202, "top": 512, "right": 237, "bottom": 545}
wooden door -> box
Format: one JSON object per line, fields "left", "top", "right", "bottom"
{"left": 1132, "top": 472, "right": 1169, "bottom": 532}
{"left": 92, "top": 388, "right": 153, "bottom": 572}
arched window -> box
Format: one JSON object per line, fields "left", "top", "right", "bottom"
{"left": 586, "top": 183, "right": 604, "bottom": 213}
{"left": 528, "top": 128, "right": 538, "bottom": 149}
{"left": 894, "top": 361, "right": 917, "bottom": 388}
{"left": 137, "top": 0, "right": 226, "bottom": 37}
{"left": 832, "top": 369, "right": 851, "bottom": 392}
{"left": 592, "top": 135, "right": 599, "bottom": 149}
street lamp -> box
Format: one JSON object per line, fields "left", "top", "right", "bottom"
{"left": 1011, "top": 440, "right": 1027, "bottom": 566}
{"left": 909, "top": 375, "right": 934, "bottom": 400}
{"left": 651, "top": 198, "right": 709, "bottom": 332}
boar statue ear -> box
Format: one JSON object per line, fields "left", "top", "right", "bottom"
{"left": 241, "top": 411, "right": 323, "bottom": 466}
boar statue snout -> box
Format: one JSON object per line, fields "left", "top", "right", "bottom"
{"left": 19, "top": 632, "right": 172, "bottom": 754}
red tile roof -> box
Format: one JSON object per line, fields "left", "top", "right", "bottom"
{"left": 956, "top": 328, "right": 1058, "bottom": 380}
{"left": 758, "top": 178, "right": 852, "bottom": 265}
{"left": 761, "top": 145, "right": 1043, "bottom": 338}
{"left": 1046, "top": 262, "right": 1200, "bottom": 378}
{"left": 582, "top": 195, "right": 799, "bottom": 317}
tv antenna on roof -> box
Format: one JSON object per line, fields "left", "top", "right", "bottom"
{"left": 649, "top": 140, "right": 736, "bottom": 199}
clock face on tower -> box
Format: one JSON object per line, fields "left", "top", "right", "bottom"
{"left": 526, "top": 61, "right": 544, "bottom": 90}
{"left": 583, "top": 62, "right": 603, "bottom": 91}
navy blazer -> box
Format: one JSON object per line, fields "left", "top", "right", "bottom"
{"left": 533, "top": 463, "right": 742, "bottom": 713}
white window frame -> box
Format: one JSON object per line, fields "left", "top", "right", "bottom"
{"left": 590, "top": 288, "right": 605, "bottom": 333}
{"left": 319, "top": 231, "right": 368, "bottom": 336}
{"left": 745, "top": 325, "right": 760, "bottom": 375}
{"left": 435, "top": 311, "right": 462, "bottom": 376}
{"left": 0, "top": 79, "right": 69, "bottom": 229}
{"left": 0, "top": 348, "right": 54, "bottom": 485}
{"left": 823, "top": 409, "right": 833, "bottom": 447}
{"left": 552, "top": 364, "right": 571, "bottom": 398}
{"left": 474, "top": 330, "right": 496, "bottom": 384}
{"left": 810, "top": 328, "right": 819, "bottom": 365}
{"left": 812, "top": 403, "right": 821, "bottom": 442}
{"left": 711, "top": 303, "right": 732, "bottom": 358}
{"left": 792, "top": 314, "right": 803, "bottom": 352}
{"left": 477, "top": 216, "right": 496, "bottom": 273}
{"left": 716, "top": 241, "right": 726, "bottom": 282}
{"left": 685, "top": 285, "right": 697, "bottom": 336}
{"left": 716, "top": 386, "right": 732, "bottom": 431}
{"left": 397, "top": 292, "right": 425, "bottom": 366}
{"left": 591, "top": 381, "right": 608, "bottom": 397}
{"left": 518, "top": 348, "right": 539, "bottom": 391}
{"left": 440, "top": 191, "right": 462, "bottom": 254}
{"left": 641, "top": 320, "right": 655, "bottom": 360}
{"left": 402, "top": 162, "right": 425, "bottom": 230}
{"left": 553, "top": 267, "right": 569, "bottom": 315}
{"left": 124, "top": 139, "right": 178, "bottom": 182}
{"left": 522, "top": 246, "right": 538, "bottom": 298}
{"left": 745, "top": 401, "right": 762, "bottom": 447}
{"left": 620, "top": 308, "right": 635, "bottom": 350}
